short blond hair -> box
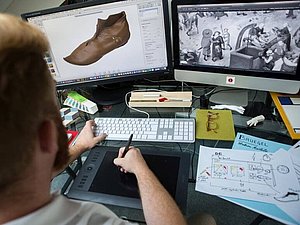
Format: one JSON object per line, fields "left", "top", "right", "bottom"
{"left": 0, "top": 13, "right": 49, "bottom": 55}
{"left": 0, "top": 14, "right": 58, "bottom": 190}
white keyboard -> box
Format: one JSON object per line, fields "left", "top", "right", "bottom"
{"left": 94, "top": 117, "right": 195, "bottom": 143}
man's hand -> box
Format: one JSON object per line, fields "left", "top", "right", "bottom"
{"left": 74, "top": 120, "right": 107, "bottom": 152}
{"left": 113, "top": 147, "right": 148, "bottom": 175}
{"left": 52, "top": 120, "right": 107, "bottom": 178}
{"left": 114, "top": 147, "right": 187, "bottom": 225}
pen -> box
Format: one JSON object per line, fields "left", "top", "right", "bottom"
{"left": 122, "top": 133, "right": 133, "bottom": 158}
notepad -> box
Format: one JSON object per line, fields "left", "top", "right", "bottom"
{"left": 195, "top": 109, "right": 235, "bottom": 141}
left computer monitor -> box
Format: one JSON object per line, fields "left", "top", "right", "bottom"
{"left": 22, "top": 0, "right": 172, "bottom": 93}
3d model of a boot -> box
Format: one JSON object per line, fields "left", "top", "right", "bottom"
{"left": 64, "top": 11, "right": 130, "bottom": 65}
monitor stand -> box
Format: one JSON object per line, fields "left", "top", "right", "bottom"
{"left": 90, "top": 84, "right": 132, "bottom": 106}
{"left": 209, "top": 87, "right": 249, "bottom": 107}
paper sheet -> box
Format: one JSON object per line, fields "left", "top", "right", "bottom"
{"left": 277, "top": 141, "right": 300, "bottom": 223}
{"left": 290, "top": 141, "right": 300, "bottom": 185}
{"left": 196, "top": 146, "right": 300, "bottom": 205}
{"left": 232, "top": 132, "right": 291, "bottom": 153}
{"left": 230, "top": 133, "right": 298, "bottom": 224}
{"left": 282, "top": 105, "right": 300, "bottom": 129}
{"left": 290, "top": 98, "right": 300, "bottom": 105}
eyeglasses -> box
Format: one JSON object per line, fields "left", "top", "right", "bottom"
{"left": 206, "top": 111, "right": 219, "bottom": 133}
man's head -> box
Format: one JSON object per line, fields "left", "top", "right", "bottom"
{"left": 0, "top": 14, "right": 69, "bottom": 191}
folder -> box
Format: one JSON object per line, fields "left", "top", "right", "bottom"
{"left": 270, "top": 92, "right": 300, "bottom": 140}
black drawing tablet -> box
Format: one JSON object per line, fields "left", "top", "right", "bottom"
{"left": 67, "top": 146, "right": 190, "bottom": 211}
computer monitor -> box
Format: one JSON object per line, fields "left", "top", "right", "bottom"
{"left": 22, "top": 0, "right": 172, "bottom": 104}
{"left": 172, "top": 0, "right": 300, "bottom": 106}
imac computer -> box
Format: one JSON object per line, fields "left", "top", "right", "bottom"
{"left": 22, "top": 0, "right": 172, "bottom": 104}
{"left": 172, "top": 0, "right": 300, "bottom": 106}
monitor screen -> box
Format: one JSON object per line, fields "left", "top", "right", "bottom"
{"left": 172, "top": 0, "right": 300, "bottom": 95}
{"left": 22, "top": 0, "right": 172, "bottom": 89}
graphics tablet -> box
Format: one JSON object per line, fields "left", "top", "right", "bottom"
{"left": 67, "top": 146, "right": 190, "bottom": 212}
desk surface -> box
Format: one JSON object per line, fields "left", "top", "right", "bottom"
{"left": 53, "top": 88, "right": 297, "bottom": 225}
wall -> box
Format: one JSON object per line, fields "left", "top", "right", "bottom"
{"left": 0, "top": 0, "right": 64, "bottom": 16}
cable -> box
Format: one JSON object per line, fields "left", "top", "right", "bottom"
{"left": 143, "top": 77, "right": 180, "bottom": 84}
{"left": 187, "top": 96, "right": 200, "bottom": 118}
{"left": 190, "top": 142, "right": 197, "bottom": 181}
{"left": 124, "top": 89, "right": 169, "bottom": 118}
{"left": 213, "top": 140, "right": 220, "bottom": 148}
{"left": 209, "top": 87, "right": 240, "bottom": 96}
{"left": 176, "top": 143, "right": 183, "bottom": 152}
{"left": 124, "top": 91, "right": 150, "bottom": 118}
{"left": 119, "top": 102, "right": 128, "bottom": 117}
{"left": 156, "top": 107, "right": 163, "bottom": 118}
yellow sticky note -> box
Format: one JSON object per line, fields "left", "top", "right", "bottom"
{"left": 196, "top": 109, "right": 235, "bottom": 141}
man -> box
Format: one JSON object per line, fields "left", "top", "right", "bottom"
{"left": 0, "top": 13, "right": 189, "bottom": 225}
{"left": 0, "top": 14, "right": 216, "bottom": 225}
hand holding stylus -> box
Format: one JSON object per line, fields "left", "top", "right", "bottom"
{"left": 114, "top": 135, "right": 148, "bottom": 174}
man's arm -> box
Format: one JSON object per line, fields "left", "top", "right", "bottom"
{"left": 52, "top": 120, "right": 107, "bottom": 177}
{"left": 114, "top": 147, "right": 187, "bottom": 225}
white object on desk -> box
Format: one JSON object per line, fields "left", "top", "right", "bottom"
{"left": 129, "top": 91, "right": 192, "bottom": 107}
{"left": 63, "top": 91, "right": 98, "bottom": 114}
{"left": 210, "top": 104, "right": 245, "bottom": 114}
{"left": 60, "top": 107, "right": 80, "bottom": 127}
{"left": 281, "top": 105, "right": 300, "bottom": 131}
{"left": 291, "top": 98, "right": 300, "bottom": 104}
{"left": 246, "top": 115, "right": 265, "bottom": 127}
{"left": 195, "top": 146, "right": 300, "bottom": 205}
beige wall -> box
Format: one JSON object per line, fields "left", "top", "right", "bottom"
{"left": 0, "top": 0, "right": 64, "bottom": 16}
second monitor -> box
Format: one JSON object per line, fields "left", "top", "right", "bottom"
{"left": 172, "top": 0, "right": 300, "bottom": 105}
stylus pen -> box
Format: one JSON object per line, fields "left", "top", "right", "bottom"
{"left": 122, "top": 133, "right": 133, "bottom": 158}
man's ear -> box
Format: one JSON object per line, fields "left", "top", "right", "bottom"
{"left": 38, "top": 120, "right": 57, "bottom": 153}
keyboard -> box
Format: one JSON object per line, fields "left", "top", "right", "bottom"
{"left": 94, "top": 117, "right": 195, "bottom": 143}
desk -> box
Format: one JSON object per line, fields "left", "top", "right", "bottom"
{"left": 52, "top": 89, "right": 296, "bottom": 225}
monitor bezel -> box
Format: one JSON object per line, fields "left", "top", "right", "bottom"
{"left": 172, "top": 0, "right": 300, "bottom": 82}
{"left": 21, "top": 0, "right": 173, "bottom": 90}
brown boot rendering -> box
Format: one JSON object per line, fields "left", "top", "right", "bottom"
{"left": 64, "top": 11, "right": 130, "bottom": 65}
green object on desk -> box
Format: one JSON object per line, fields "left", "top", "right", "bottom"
{"left": 68, "top": 91, "right": 87, "bottom": 103}
{"left": 195, "top": 109, "right": 235, "bottom": 141}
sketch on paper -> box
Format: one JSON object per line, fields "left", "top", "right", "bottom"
{"left": 196, "top": 146, "right": 300, "bottom": 204}
{"left": 276, "top": 141, "right": 300, "bottom": 223}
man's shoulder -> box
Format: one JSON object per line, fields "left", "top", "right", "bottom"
{"left": 5, "top": 194, "right": 136, "bottom": 225}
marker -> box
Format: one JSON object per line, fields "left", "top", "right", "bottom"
{"left": 122, "top": 133, "right": 133, "bottom": 158}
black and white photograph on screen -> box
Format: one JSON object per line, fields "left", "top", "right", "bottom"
{"left": 179, "top": 6, "right": 300, "bottom": 74}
